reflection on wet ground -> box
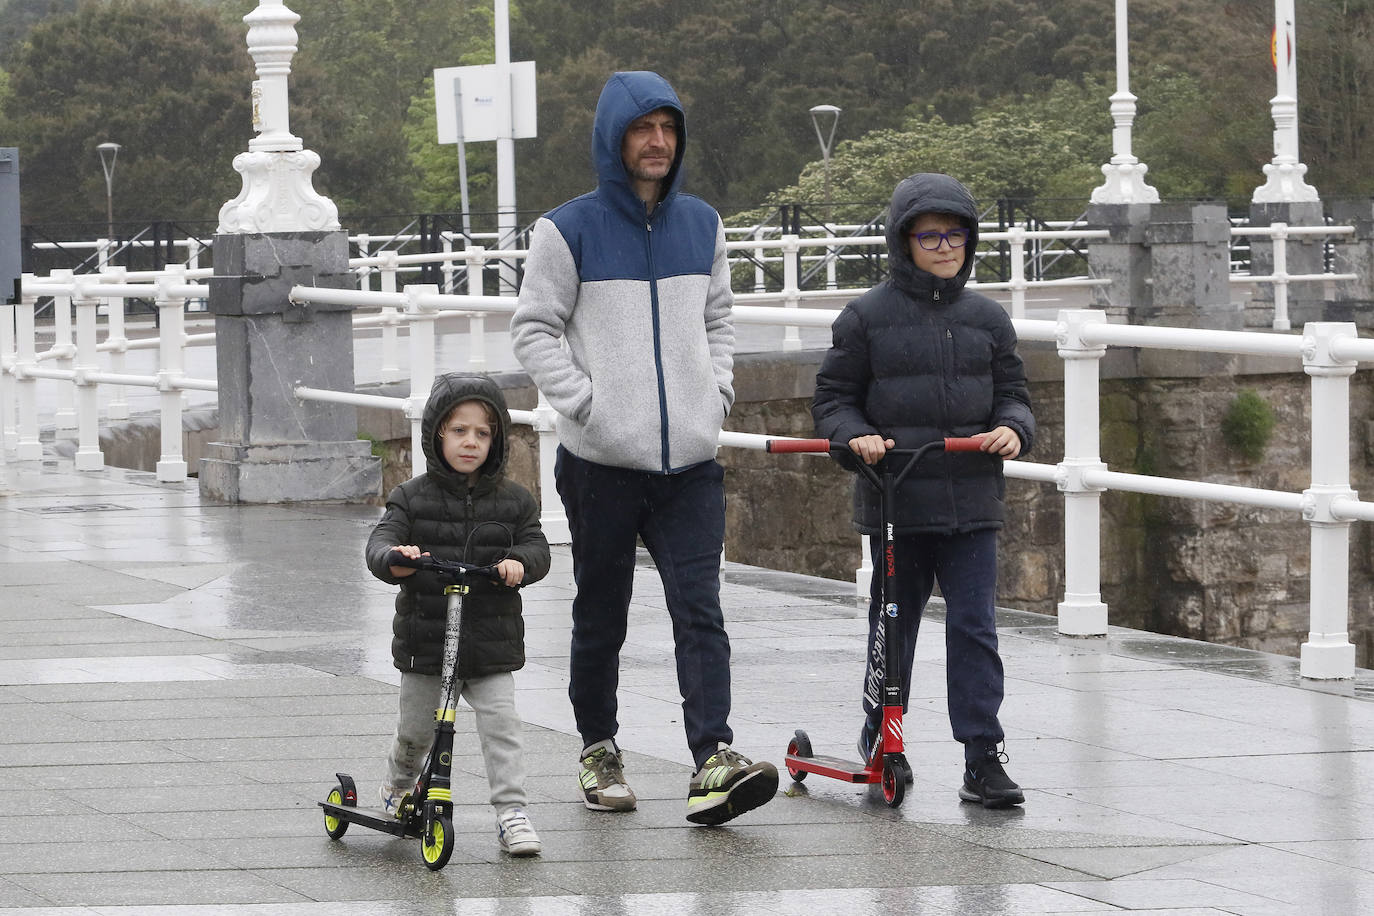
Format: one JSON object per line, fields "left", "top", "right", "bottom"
{"left": 2, "top": 459, "right": 1374, "bottom": 913}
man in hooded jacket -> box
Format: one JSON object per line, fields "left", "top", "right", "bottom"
{"left": 813, "top": 172, "right": 1035, "bottom": 808}
{"left": 511, "top": 70, "right": 777, "bottom": 826}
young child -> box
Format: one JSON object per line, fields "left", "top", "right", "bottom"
{"left": 365, "top": 372, "right": 551, "bottom": 855}
{"left": 812, "top": 172, "right": 1035, "bottom": 809}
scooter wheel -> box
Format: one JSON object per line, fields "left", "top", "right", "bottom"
{"left": 881, "top": 760, "right": 906, "bottom": 808}
{"left": 323, "top": 786, "right": 349, "bottom": 839}
{"left": 786, "top": 730, "right": 813, "bottom": 782}
{"left": 421, "top": 812, "right": 454, "bottom": 871}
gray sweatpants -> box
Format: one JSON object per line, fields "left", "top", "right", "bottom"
{"left": 385, "top": 670, "right": 528, "bottom": 812}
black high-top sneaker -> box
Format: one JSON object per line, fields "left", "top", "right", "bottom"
{"left": 958, "top": 745, "right": 1025, "bottom": 808}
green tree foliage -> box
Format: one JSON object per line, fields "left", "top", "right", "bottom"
{"left": 2, "top": 0, "right": 1372, "bottom": 226}
{"left": 0, "top": 0, "right": 252, "bottom": 223}
{"left": 270, "top": 0, "right": 497, "bottom": 216}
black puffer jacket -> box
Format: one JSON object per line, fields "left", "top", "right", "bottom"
{"left": 365, "top": 373, "right": 551, "bottom": 677}
{"left": 812, "top": 173, "right": 1035, "bottom": 535}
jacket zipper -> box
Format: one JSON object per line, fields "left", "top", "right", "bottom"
{"left": 645, "top": 216, "right": 671, "bottom": 473}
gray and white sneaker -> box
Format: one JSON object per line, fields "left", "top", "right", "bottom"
{"left": 686, "top": 742, "right": 779, "bottom": 826}
{"left": 496, "top": 807, "right": 541, "bottom": 856}
{"left": 578, "top": 739, "right": 637, "bottom": 811}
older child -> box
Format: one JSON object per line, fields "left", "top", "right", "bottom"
{"left": 365, "top": 372, "right": 551, "bottom": 854}
{"left": 812, "top": 172, "right": 1035, "bottom": 808}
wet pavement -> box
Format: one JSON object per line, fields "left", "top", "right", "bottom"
{"left": 4, "top": 458, "right": 1374, "bottom": 914}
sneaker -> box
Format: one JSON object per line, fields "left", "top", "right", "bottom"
{"left": 496, "top": 807, "right": 542, "bottom": 857}
{"left": 958, "top": 746, "right": 1025, "bottom": 809}
{"left": 857, "top": 719, "right": 878, "bottom": 764}
{"left": 579, "top": 739, "right": 637, "bottom": 811}
{"left": 378, "top": 783, "right": 407, "bottom": 818}
{"left": 685, "top": 742, "right": 779, "bottom": 826}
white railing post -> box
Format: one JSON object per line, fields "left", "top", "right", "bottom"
{"left": 531, "top": 394, "right": 571, "bottom": 545}
{"left": 1271, "top": 222, "right": 1292, "bottom": 331}
{"left": 47, "top": 268, "right": 77, "bottom": 432}
{"left": 825, "top": 224, "right": 837, "bottom": 290}
{"left": 856, "top": 535, "right": 873, "bottom": 600}
{"left": 103, "top": 265, "right": 129, "bottom": 420}
{"left": 70, "top": 279, "right": 104, "bottom": 471}
{"left": 13, "top": 274, "right": 41, "bottom": 460}
{"left": 0, "top": 286, "right": 12, "bottom": 457}
{"left": 1298, "top": 321, "right": 1357, "bottom": 678}
{"left": 379, "top": 250, "right": 403, "bottom": 382}
{"left": 355, "top": 234, "right": 371, "bottom": 290}
{"left": 466, "top": 246, "right": 487, "bottom": 370}
{"left": 781, "top": 233, "right": 801, "bottom": 351}
{"left": 405, "top": 283, "right": 439, "bottom": 479}
{"left": 1008, "top": 226, "right": 1028, "bottom": 319}
{"left": 154, "top": 269, "right": 189, "bottom": 481}
{"left": 1055, "top": 309, "right": 1110, "bottom": 636}
{"left": 753, "top": 227, "right": 766, "bottom": 293}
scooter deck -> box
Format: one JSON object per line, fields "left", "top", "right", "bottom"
{"left": 319, "top": 801, "right": 420, "bottom": 838}
{"left": 785, "top": 751, "right": 879, "bottom": 784}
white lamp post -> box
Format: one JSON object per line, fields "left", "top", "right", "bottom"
{"left": 96, "top": 142, "right": 120, "bottom": 263}
{"left": 1090, "top": 0, "right": 1158, "bottom": 204}
{"left": 1252, "top": 0, "right": 1318, "bottom": 203}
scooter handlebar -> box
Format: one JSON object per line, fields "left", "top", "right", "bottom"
{"left": 764, "top": 435, "right": 989, "bottom": 455}
{"left": 942, "top": 436, "right": 988, "bottom": 452}
{"left": 385, "top": 550, "right": 503, "bottom": 583}
{"left": 764, "top": 438, "right": 834, "bottom": 453}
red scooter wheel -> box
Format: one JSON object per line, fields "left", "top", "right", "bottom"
{"left": 881, "top": 760, "right": 906, "bottom": 807}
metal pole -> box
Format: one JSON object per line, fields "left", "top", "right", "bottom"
{"left": 451, "top": 77, "right": 472, "bottom": 241}
{"left": 494, "top": 0, "right": 516, "bottom": 293}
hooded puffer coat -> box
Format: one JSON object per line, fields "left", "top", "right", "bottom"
{"left": 812, "top": 173, "right": 1035, "bottom": 535}
{"left": 364, "top": 373, "right": 550, "bottom": 677}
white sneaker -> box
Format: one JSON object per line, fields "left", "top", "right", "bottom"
{"left": 497, "top": 807, "right": 542, "bottom": 856}
{"left": 379, "top": 783, "right": 407, "bottom": 818}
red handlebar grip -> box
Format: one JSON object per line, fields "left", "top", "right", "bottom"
{"left": 765, "top": 438, "right": 834, "bottom": 453}
{"left": 943, "top": 436, "right": 987, "bottom": 452}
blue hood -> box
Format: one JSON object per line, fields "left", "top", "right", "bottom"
{"left": 592, "top": 71, "right": 686, "bottom": 222}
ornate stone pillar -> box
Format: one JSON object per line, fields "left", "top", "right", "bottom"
{"left": 200, "top": 0, "right": 379, "bottom": 503}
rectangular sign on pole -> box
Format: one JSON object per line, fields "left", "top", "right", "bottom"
{"left": 434, "top": 61, "right": 537, "bottom": 145}
{"left": 0, "top": 148, "right": 19, "bottom": 305}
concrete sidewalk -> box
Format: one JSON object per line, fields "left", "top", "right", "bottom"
{"left": 3, "top": 458, "right": 1374, "bottom": 914}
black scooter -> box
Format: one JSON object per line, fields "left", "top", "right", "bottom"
{"left": 319, "top": 550, "right": 501, "bottom": 870}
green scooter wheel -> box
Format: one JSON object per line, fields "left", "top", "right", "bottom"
{"left": 323, "top": 786, "right": 349, "bottom": 839}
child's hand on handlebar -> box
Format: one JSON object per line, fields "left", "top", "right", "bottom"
{"left": 389, "top": 545, "right": 429, "bottom": 577}
{"left": 495, "top": 558, "right": 525, "bottom": 587}
{"left": 979, "top": 426, "right": 1022, "bottom": 459}
{"left": 848, "top": 434, "right": 895, "bottom": 465}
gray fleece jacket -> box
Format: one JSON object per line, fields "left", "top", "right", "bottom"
{"left": 510, "top": 70, "right": 734, "bottom": 473}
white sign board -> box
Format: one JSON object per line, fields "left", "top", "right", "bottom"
{"left": 434, "top": 61, "right": 537, "bottom": 144}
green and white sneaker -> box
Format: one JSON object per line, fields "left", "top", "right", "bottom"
{"left": 579, "top": 739, "right": 637, "bottom": 811}
{"left": 686, "top": 742, "right": 779, "bottom": 826}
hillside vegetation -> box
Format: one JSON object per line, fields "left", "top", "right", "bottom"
{"left": 0, "top": 0, "right": 1369, "bottom": 227}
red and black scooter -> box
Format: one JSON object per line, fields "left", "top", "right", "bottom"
{"left": 765, "top": 435, "right": 987, "bottom": 808}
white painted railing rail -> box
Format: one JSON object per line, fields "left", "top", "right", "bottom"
{"left": 1230, "top": 222, "right": 1359, "bottom": 330}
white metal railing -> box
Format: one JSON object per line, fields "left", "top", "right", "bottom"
{"left": 6, "top": 232, "right": 1373, "bottom": 679}
{"left": 1229, "top": 222, "right": 1358, "bottom": 330}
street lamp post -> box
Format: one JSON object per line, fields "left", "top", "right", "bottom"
{"left": 96, "top": 142, "right": 120, "bottom": 266}
{"left": 809, "top": 104, "right": 841, "bottom": 290}
{"left": 808, "top": 104, "right": 840, "bottom": 226}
